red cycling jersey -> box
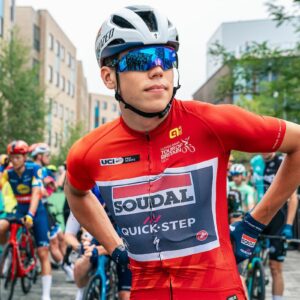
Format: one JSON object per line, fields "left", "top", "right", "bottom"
{"left": 67, "top": 99, "right": 285, "bottom": 299}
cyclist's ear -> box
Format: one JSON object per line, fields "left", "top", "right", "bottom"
{"left": 101, "top": 66, "right": 117, "bottom": 90}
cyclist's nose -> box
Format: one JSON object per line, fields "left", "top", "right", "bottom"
{"left": 148, "top": 65, "right": 164, "bottom": 78}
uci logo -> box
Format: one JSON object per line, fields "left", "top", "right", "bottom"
{"left": 100, "top": 157, "right": 124, "bottom": 166}
{"left": 169, "top": 126, "right": 182, "bottom": 139}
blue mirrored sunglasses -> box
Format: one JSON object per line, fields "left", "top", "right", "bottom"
{"left": 111, "top": 46, "right": 178, "bottom": 72}
{"left": 230, "top": 172, "right": 243, "bottom": 176}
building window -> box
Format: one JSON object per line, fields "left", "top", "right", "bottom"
{"left": 47, "top": 65, "right": 53, "bottom": 83}
{"left": 61, "top": 76, "right": 65, "bottom": 91}
{"left": 71, "top": 84, "right": 75, "bottom": 97}
{"left": 48, "top": 34, "right": 54, "bottom": 50}
{"left": 32, "top": 59, "right": 39, "bottom": 67}
{"left": 10, "top": 0, "right": 15, "bottom": 22}
{"left": 112, "top": 103, "right": 117, "bottom": 112}
{"left": 55, "top": 40, "right": 60, "bottom": 57}
{"left": 67, "top": 80, "right": 71, "bottom": 95}
{"left": 71, "top": 57, "right": 75, "bottom": 69}
{"left": 67, "top": 52, "right": 71, "bottom": 67}
{"left": 102, "top": 101, "right": 107, "bottom": 110}
{"left": 53, "top": 101, "right": 58, "bottom": 116}
{"left": 55, "top": 72, "right": 60, "bottom": 87}
{"left": 33, "top": 25, "right": 40, "bottom": 52}
{"left": 94, "top": 101, "right": 100, "bottom": 128}
{"left": 101, "top": 117, "right": 107, "bottom": 124}
{"left": 0, "top": 17, "right": 3, "bottom": 37}
{"left": 60, "top": 46, "right": 65, "bottom": 61}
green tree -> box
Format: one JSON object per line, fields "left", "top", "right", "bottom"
{"left": 51, "top": 122, "right": 86, "bottom": 166}
{"left": 267, "top": 0, "right": 300, "bottom": 31}
{"left": 209, "top": 41, "right": 300, "bottom": 122}
{"left": 0, "top": 31, "right": 46, "bottom": 152}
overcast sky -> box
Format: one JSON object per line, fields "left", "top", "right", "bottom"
{"left": 16, "top": 0, "right": 284, "bottom": 98}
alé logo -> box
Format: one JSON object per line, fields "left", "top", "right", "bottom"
{"left": 169, "top": 126, "right": 182, "bottom": 139}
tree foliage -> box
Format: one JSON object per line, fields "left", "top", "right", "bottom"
{"left": 51, "top": 122, "right": 86, "bottom": 166}
{"left": 209, "top": 41, "right": 300, "bottom": 123}
{"left": 267, "top": 0, "right": 300, "bottom": 31}
{"left": 0, "top": 32, "right": 46, "bottom": 152}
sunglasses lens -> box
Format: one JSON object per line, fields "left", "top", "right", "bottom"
{"left": 118, "top": 46, "right": 177, "bottom": 72}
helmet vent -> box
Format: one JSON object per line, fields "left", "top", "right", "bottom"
{"left": 107, "top": 39, "right": 125, "bottom": 46}
{"left": 136, "top": 11, "right": 158, "bottom": 32}
{"left": 112, "top": 15, "right": 135, "bottom": 29}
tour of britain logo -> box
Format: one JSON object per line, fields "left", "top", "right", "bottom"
{"left": 161, "top": 136, "right": 195, "bottom": 162}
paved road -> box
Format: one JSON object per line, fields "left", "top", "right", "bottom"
{"left": 9, "top": 249, "right": 300, "bottom": 299}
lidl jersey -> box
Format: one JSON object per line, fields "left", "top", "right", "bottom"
{"left": 1, "top": 162, "right": 43, "bottom": 204}
{"left": 67, "top": 99, "right": 285, "bottom": 295}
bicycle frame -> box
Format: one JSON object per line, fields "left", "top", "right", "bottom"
{"left": 246, "top": 237, "right": 268, "bottom": 297}
{"left": 8, "top": 221, "right": 37, "bottom": 280}
{"left": 94, "top": 255, "right": 110, "bottom": 300}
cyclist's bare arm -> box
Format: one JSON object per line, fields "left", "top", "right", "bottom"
{"left": 64, "top": 233, "right": 80, "bottom": 251}
{"left": 286, "top": 191, "right": 298, "bottom": 225}
{"left": 252, "top": 121, "right": 300, "bottom": 224}
{"left": 29, "top": 186, "right": 41, "bottom": 215}
{"left": 64, "top": 179, "right": 123, "bottom": 255}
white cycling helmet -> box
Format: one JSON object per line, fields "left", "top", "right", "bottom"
{"left": 30, "top": 143, "right": 50, "bottom": 157}
{"left": 230, "top": 163, "right": 246, "bottom": 176}
{"left": 95, "top": 5, "right": 179, "bottom": 67}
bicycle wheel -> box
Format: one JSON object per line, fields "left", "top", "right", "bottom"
{"left": 106, "top": 260, "right": 118, "bottom": 300}
{"left": 249, "top": 261, "right": 265, "bottom": 300}
{"left": 0, "top": 244, "right": 17, "bottom": 300}
{"left": 19, "top": 232, "right": 37, "bottom": 294}
{"left": 21, "top": 264, "right": 37, "bottom": 294}
{"left": 83, "top": 274, "right": 103, "bottom": 300}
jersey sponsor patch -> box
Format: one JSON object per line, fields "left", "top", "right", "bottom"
{"left": 169, "top": 126, "right": 182, "bottom": 139}
{"left": 160, "top": 136, "right": 196, "bottom": 162}
{"left": 100, "top": 155, "right": 140, "bottom": 166}
{"left": 97, "top": 158, "right": 219, "bottom": 261}
{"left": 112, "top": 173, "right": 195, "bottom": 216}
{"left": 241, "top": 234, "right": 256, "bottom": 248}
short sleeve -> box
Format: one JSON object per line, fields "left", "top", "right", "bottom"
{"left": 32, "top": 165, "right": 43, "bottom": 188}
{"left": 66, "top": 139, "right": 95, "bottom": 191}
{"left": 1, "top": 170, "right": 8, "bottom": 188}
{"left": 202, "top": 104, "right": 286, "bottom": 153}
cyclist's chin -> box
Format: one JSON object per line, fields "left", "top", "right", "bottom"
{"left": 141, "top": 97, "right": 170, "bottom": 112}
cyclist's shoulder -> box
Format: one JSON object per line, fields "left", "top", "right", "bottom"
{"left": 242, "top": 182, "right": 255, "bottom": 193}
{"left": 176, "top": 99, "right": 244, "bottom": 124}
{"left": 69, "top": 117, "right": 122, "bottom": 156}
{"left": 175, "top": 99, "right": 216, "bottom": 114}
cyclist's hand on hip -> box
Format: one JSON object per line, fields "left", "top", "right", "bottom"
{"left": 111, "top": 245, "right": 129, "bottom": 267}
{"left": 23, "top": 212, "right": 34, "bottom": 229}
{"left": 230, "top": 212, "right": 266, "bottom": 263}
{"left": 281, "top": 224, "right": 293, "bottom": 239}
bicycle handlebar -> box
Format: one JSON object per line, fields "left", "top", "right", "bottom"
{"left": 259, "top": 234, "right": 300, "bottom": 244}
{"left": 6, "top": 217, "right": 24, "bottom": 225}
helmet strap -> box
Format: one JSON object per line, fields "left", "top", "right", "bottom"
{"left": 114, "top": 69, "right": 181, "bottom": 119}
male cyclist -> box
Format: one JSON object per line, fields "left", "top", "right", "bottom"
{"left": 229, "top": 164, "right": 256, "bottom": 215}
{"left": 0, "top": 141, "right": 52, "bottom": 300}
{"left": 30, "top": 143, "right": 73, "bottom": 282}
{"left": 65, "top": 5, "right": 300, "bottom": 300}
{"left": 251, "top": 152, "right": 298, "bottom": 300}
{"left": 65, "top": 185, "right": 131, "bottom": 300}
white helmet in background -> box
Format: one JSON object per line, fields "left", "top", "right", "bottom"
{"left": 230, "top": 163, "right": 246, "bottom": 176}
{"left": 95, "top": 5, "right": 179, "bottom": 67}
{"left": 30, "top": 143, "right": 50, "bottom": 157}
